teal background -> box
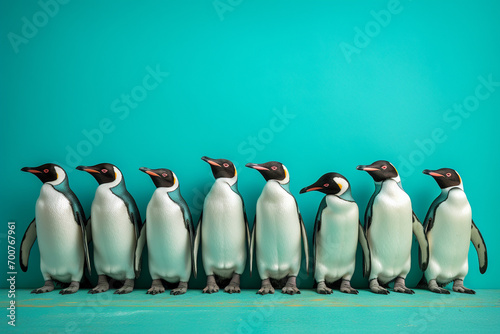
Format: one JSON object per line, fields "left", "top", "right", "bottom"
{"left": 1, "top": 0, "right": 499, "bottom": 290}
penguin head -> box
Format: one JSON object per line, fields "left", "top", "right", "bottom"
{"left": 21, "top": 163, "right": 66, "bottom": 184}
{"left": 423, "top": 168, "right": 462, "bottom": 189}
{"left": 201, "top": 156, "right": 237, "bottom": 180}
{"left": 139, "top": 167, "right": 177, "bottom": 189}
{"left": 300, "top": 173, "right": 350, "bottom": 196}
{"left": 76, "top": 163, "right": 119, "bottom": 185}
{"left": 245, "top": 161, "right": 289, "bottom": 184}
{"left": 356, "top": 160, "right": 399, "bottom": 182}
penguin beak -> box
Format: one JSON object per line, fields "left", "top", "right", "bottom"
{"left": 139, "top": 167, "right": 160, "bottom": 177}
{"left": 201, "top": 156, "right": 221, "bottom": 167}
{"left": 423, "top": 169, "right": 444, "bottom": 177}
{"left": 299, "top": 185, "right": 323, "bottom": 194}
{"left": 21, "top": 167, "right": 42, "bottom": 174}
{"left": 245, "top": 163, "right": 269, "bottom": 171}
{"left": 356, "top": 165, "right": 378, "bottom": 171}
{"left": 76, "top": 165, "right": 99, "bottom": 174}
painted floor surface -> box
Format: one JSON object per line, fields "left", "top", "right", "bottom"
{"left": 2, "top": 289, "right": 500, "bottom": 333}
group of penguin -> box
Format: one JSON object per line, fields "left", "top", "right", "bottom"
{"left": 20, "top": 159, "right": 488, "bottom": 296}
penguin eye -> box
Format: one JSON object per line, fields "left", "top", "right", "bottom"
{"left": 271, "top": 166, "right": 278, "bottom": 171}
{"left": 43, "top": 169, "right": 49, "bottom": 173}
{"left": 101, "top": 169, "right": 108, "bottom": 173}
{"left": 323, "top": 183, "right": 329, "bottom": 187}
{"left": 382, "top": 166, "right": 387, "bottom": 170}
{"left": 162, "top": 173, "right": 168, "bottom": 177}
{"left": 446, "top": 173, "right": 451, "bottom": 177}
{"left": 223, "top": 163, "right": 229, "bottom": 168}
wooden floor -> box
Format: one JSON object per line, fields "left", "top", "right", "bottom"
{"left": 3, "top": 289, "right": 500, "bottom": 333}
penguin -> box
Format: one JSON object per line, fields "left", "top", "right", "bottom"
{"left": 421, "top": 168, "right": 487, "bottom": 294}
{"left": 357, "top": 160, "right": 428, "bottom": 294}
{"left": 300, "top": 173, "right": 371, "bottom": 294}
{"left": 246, "top": 161, "right": 309, "bottom": 295}
{"left": 135, "top": 167, "right": 195, "bottom": 295}
{"left": 20, "top": 163, "right": 91, "bottom": 294}
{"left": 193, "top": 157, "right": 249, "bottom": 294}
{"left": 76, "top": 163, "right": 141, "bottom": 294}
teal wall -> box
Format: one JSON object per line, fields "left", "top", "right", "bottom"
{"left": 1, "top": 0, "right": 499, "bottom": 289}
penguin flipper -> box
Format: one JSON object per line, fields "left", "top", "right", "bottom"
{"left": 85, "top": 217, "right": 92, "bottom": 244}
{"left": 364, "top": 184, "right": 381, "bottom": 233}
{"left": 424, "top": 192, "right": 448, "bottom": 234}
{"left": 230, "top": 184, "right": 251, "bottom": 251}
{"left": 111, "top": 186, "right": 142, "bottom": 240}
{"left": 131, "top": 211, "right": 141, "bottom": 243}
{"left": 187, "top": 214, "right": 196, "bottom": 279}
{"left": 77, "top": 211, "right": 91, "bottom": 275}
{"left": 20, "top": 219, "right": 37, "bottom": 272}
{"left": 471, "top": 220, "right": 488, "bottom": 274}
{"left": 249, "top": 216, "right": 256, "bottom": 277}
{"left": 299, "top": 212, "right": 310, "bottom": 275}
{"left": 358, "top": 221, "right": 371, "bottom": 277}
{"left": 412, "top": 211, "right": 429, "bottom": 271}
{"left": 312, "top": 198, "right": 327, "bottom": 276}
{"left": 193, "top": 211, "right": 202, "bottom": 279}
{"left": 167, "top": 190, "right": 196, "bottom": 278}
{"left": 134, "top": 221, "right": 147, "bottom": 278}
{"left": 244, "top": 207, "right": 250, "bottom": 253}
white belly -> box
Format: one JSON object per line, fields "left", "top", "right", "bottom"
{"left": 368, "top": 180, "right": 413, "bottom": 282}
{"left": 256, "top": 181, "right": 301, "bottom": 280}
{"left": 36, "top": 184, "right": 84, "bottom": 282}
{"left": 426, "top": 189, "right": 471, "bottom": 283}
{"left": 91, "top": 185, "right": 136, "bottom": 280}
{"left": 315, "top": 196, "right": 359, "bottom": 282}
{"left": 202, "top": 179, "right": 247, "bottom": 277}
{"left": 146, "top": 189, "right": 191, "bottom": 282}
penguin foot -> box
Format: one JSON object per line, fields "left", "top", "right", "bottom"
{"left": 316, "top": 281, "right": 333, "bottom": 294}
{"left": 147, "top": 286, "right": 166, "bottom": 295}
{"left": 257, "top": 284, "right": 275, "bottom": 295}
{"left": 203, "top": 275, "right": 219, "bottom": 294}
{"left": 430, "top": 287, "right": 451, "bottom": 294}
{"left": 282, "top": 276, "right": 300, "bottom": 295}
{"left": 340, "top": 287, "right": 359, "bottom": 294}
{"left": 114, "top": 286, "right": 134, "bottom": 294}
{"left": 31, "top": 280, "right": 54, "bottom": 294}
{"left": 453, "top": 280, "right": 475, "bottom": 294}
{"left": 316, "top": 287, "right": 332, "bottom": 294}
{"left": 171, "top": 282, "right": 188, "bottom": 295}
{"left": 31, "top": 287, "right": 53, "bottom": 294}
{"left": 340, "top": 279, "right": 358, "bottom": 294}
{"left": 224, "top": 283, "right": 241, "bottom": 294}
{"left": 147, "top": 279, "right": 165, "bottom": 295}
{"left": 224, "top": 273, "right": 241, "bottom": 294}
{"left": 202, "top": 284, "right": 220, "bottom": 294}
{"left": 282, "top": 286, "right": 301, "bottom": 295}
{"left": 89, "top": 275, "right": 110, "bottom": 294}
{"left": 114, "top": 279, "right": 134, "bottom": 294}
{"left": 60, "top": 282, "right": 80, "bottom": 295}
{"left": 371, "top": 286, "right": 390, "bottom": 294}
{"left": 453, "top": 287, "right": 476, "bottom": 294}
{"left": 369, "top": 279, "right": 390, "bottom": 295}
{"left": 428, "top": 279, "right": 450, "bottom": 294}
{"left": 394, "top": 276, "right": 414, "bottom": 294}
{"left": 394, "top": 286, "right": 415, "bottom": 294}
{"left": 171, "top": 287, "right": 187, "bottom": 295}
{"left": 88, "top": 286, "right": 109, "bottom": 294}
{"left": 257, "top": 279, "right": 275, "bottom": 295}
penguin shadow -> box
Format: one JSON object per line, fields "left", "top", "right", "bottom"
{"left": 269, "top": 277, "right": 290, "bottom": 290}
